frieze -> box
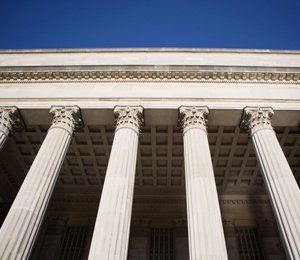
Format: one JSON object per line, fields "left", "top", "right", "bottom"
{"left": 131, "top": 218, "right": 150, "bottom": 227}
{"left": 0, "top": 70, "right": 299, "bottom": 84}
{"left": 51, "top": 197, "right": 269, "bottom": 205}
{"left": 219, "top": 199, "right": 269, "bottom": 205}
{"left": 173, "top": 218, "right": 187, "bottom": 227}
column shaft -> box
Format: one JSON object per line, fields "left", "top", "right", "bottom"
{"left": 180, "top": 106, "right": 228, "bottom": 260}
{"left": 242, "top": 107, "right": 300, "bottom": 259}
{"left": 88, "top": 106, "right": 143, "bottom": 260}
{"left": 0, "top": 106, "right": 82, "bottom": 260}
{"left": 0, "top": 131, "right": 7, "bottom": 150}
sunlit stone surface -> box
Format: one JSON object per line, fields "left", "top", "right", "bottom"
{"left": 0, "top": 49, "right": 299, "bottom": 260}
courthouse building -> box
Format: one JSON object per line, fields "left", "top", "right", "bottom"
{"left": 0, "top": 48, "right": 299, "bottom": 260}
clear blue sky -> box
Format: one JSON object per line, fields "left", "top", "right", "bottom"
{"left": 0, "top": 0, "right": 299, "bottom": 50}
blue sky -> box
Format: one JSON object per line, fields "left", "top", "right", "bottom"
{"left": 0, "top": 0, "right": 299, "bottom": 50}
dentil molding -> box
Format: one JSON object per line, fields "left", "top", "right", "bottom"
{"left": 0, "top": 70, "right": 300, "bottom": 84}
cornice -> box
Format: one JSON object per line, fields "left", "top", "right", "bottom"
{"left": 0, "top": 70, "right": 300, "bottom": 84}
{"left": 1, "top": 48, "right": 300, "bottom": 54}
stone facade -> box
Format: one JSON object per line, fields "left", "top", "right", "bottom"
{"left": 0, "top": 48, "right": 299, "bottom": 259}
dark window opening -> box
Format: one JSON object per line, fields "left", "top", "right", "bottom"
{"left": 57, "top": 225, "right": 89, "bottom": 260}
{"left": 236, "top": 227, "right": 264, "bottom": 260}
{"left": 150, "top": 228, "right": 174, "bottom": 260}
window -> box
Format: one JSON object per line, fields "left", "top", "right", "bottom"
{"left": 236, "top": 227, "right": 264, "bottom": 259}
{"left": 150, "top": 228, "right": 173, "bottom": 260}
{"left": 58, "top": 225, "right": 89, "bottom": 260}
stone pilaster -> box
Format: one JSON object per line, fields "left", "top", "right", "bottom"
{"left": 241, "top": 107, "right": 300, "bottom": 259}
{"left": 0, "top": 106, "right": 23, "bottom": 150}
{"left": 0, "top": 106, "right": 83, "bottom": 260}
{"left": 179, "top": 106, "right": 228, "bottom": 260}
{"left": 88, "top": 106, "right": 143, "bottom": 260}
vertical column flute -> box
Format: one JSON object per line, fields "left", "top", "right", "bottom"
{"left": 241, "top": 107, "right": 300, "bottom": 259}
{"left": 179, "top": 106, "right": 228, "bottom": 260}
{"left": 0, "top": 106, "right": 83, "bottom": 260}
{"left": 88, "top": 106, "right": 144, "bottom": 260}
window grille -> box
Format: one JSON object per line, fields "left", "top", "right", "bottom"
{"left": 236, "top": 227, "right": 264, "bottom": 260}
{"left": 150, "top": 228, "right": 173, "bottom": 260}
{"left": 58, "top": 225, "right": 89, "bottom": 260}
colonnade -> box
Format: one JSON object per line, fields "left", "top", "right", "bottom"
{"left": 0, "top": 105, "right": 298, "bottom": 260}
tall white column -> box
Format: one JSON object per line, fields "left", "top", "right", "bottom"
{"left": 179, "top": 106, "right": 228, "bottom": 260}
{"left": 241, "top": 107, "right": 300, "bottom": 260}
{"left": 0, "top": 106, "right": 23, "bottom": 151}
{"left": 88, "top": 106, "right": 144, "bottom": 260}
{"left": 0, "top": 106, "right": 83, "bottom": 260}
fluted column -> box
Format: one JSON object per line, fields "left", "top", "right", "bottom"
{"left": 0, "top": 106, "right": 23, "bottom": 150}
{"left": 179, "top": 106, "right": 228, "bottom": 260}
{"left": 0, "top": 106, "right": 83, "bottom": 260}
{"left": 88, "top": 106, "right": 144, "bottom": 260}
{"left": 241, "top": 107, "right": 300, "bottom": 259}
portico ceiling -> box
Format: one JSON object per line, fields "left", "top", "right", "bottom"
{"left": 1, "top": 122, "right": 298, "bottom": 205}
{"left": 0, "top": 48, "right": 299, "bottom": 211}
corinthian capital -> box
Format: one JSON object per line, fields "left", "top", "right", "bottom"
{"left": 114, "top": 106, "right": 144, "bottom": 133}
{"left": 179, "top": 106, "right": 209, "bottom": 134}
{"left": 49, "top": 106, "right": 83, "bottom": 135}
{"left": 0, "top": 106, "right": 24, "bottom": 136}
{"left": 240, "top": 107, "right": 274, "bottom": 135}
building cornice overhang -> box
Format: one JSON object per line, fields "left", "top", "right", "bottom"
{"left": 1, "top": 48, "right": 300, "bottom": 54}
{"left": 1, "top": 66, "right": 300, "bottom": 84}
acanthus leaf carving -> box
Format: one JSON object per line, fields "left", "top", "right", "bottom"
{"left": 49, "top": 106, "right": 84, "bottom": 135}
{"left": 0, "top": 106, "right": 24, "bottom": 136}
{"left": 241, "top": 107, "right": 274, "bottom": 135}
{"left": 178, "top": 106, "right": 209, "bottom": 134}
{"left": 114, "top": 106, "right": 144, "bottom": 133}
